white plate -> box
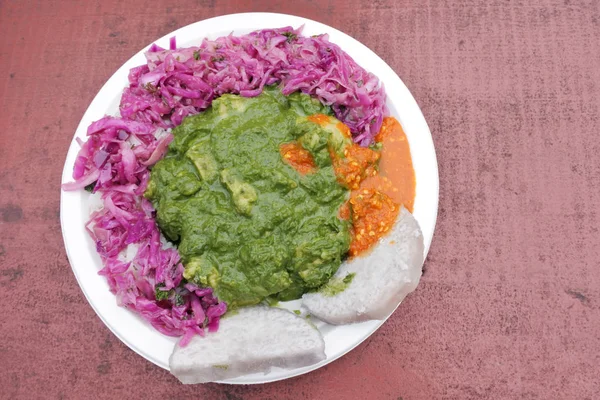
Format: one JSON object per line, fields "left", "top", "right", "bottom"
{"left": 60, "top": 12, "right": 439, "bottom": 384}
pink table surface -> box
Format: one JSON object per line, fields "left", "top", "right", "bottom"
{"left": 1, "top": 0, "right": 599, "bottom": 399}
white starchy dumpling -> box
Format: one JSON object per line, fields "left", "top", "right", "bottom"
{"left": 302, "top": 207, "right": 424, "bottom": 325}
{"left": 169, "top": 306, "right": 325, "bottom": 384}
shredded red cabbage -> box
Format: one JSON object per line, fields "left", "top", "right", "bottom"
{"left": 64, "top": 26, "right": 388, "bottom": 344}
{"left": 121, "top": 26, "right": 387, "bottom": 146}
{"left": 65, "top": 116, "right": 226, "bottom": 346}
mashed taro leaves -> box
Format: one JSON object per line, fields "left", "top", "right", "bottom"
{"left": 145, "top": 87, "right": 352, "bottom": 308}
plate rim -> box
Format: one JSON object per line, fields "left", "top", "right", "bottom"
{"left": 60, "top": 12, "right": 439, "bottom": 385}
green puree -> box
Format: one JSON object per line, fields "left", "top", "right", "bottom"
{"left": 319, "top": 273, "right": 356, "bottom": 297}
{"left": 145, "top": 87, "right": 352, "bottom": 308}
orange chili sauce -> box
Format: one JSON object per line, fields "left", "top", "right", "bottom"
{"left": 289, "top": 114, "right": 416, "bottom": 257}
{"left": 347, "top": 188, "right": 399, "bottom": 256}
{"left": 361, "top": 117, "right": 416, "bottom": 213}
{"left": 307, "top": 114, "right": 331, "bottom": 126}
{"left": 340, "top": 117, "right": 416, "bottom": 256}
{"left": 279, "top": 142, "right": 317, "bottom": 175}
{"left": 330, "top": 145, "right": 380, "bottom": 190}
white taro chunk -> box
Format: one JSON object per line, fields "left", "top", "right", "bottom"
{"left": 169, "top": 306, "right": 326, "bottom": 384}
{"left": 302, "top": 207, "right": 424, "bottom": 325}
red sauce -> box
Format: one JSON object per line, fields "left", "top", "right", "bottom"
{"left": 338, "top": 201, "right": 351, "bottom": 220}
{"left": 365, "top": 117, "right": 416, "bottom": 212}
{"left": 347, "top": 188, "right": 399, "bottom": 256}
{"left": 304, "top": 114, "right": 416, "bottom": 257}
{"left": 307, "top": 113, "right": 331, "bottom": 126}
{"left": 335, "top": 121, "right": 352, "bottom": 139}
{"left": 330, "top": 145, "right": 380, "bottom": 190}
{"left": 279, "top": 142, "right": 317, "bottom": 175}
{"left": 344, "top": 117, "right": 416, "bottom": 256}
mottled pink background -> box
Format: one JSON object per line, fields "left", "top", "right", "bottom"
{"left": 1, "top": 0, "right": 599, "bottom": 399}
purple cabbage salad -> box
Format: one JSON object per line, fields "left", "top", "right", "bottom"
{"left": 63, "top": 26, "right": 387, "bottom": 345}
{"left": 123, "top": 26, "right": 387, "bottom": 145}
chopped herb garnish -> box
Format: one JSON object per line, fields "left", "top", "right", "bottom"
{"left": 174, "top": 292, "right": 185, "bottom": 306}
{"left": 193, "top": 50, "right": 200, "bottom": 60}
{"left": 144, "top": 83, "right": 158, "bottom": 93}
{"left": 369, "top": 142, "right": 383, "bottom": 151}
{"left": 282, "top": 31, "right": 297, "bottom": 43}
{"left": 211, "top": 55, "right": 225, "bottom": 62}
{"left": 155, "top": 283, "right": 170, "bottom": 301}
{"left": 84, "top": 182, "right": 96, "bottom": 193}
{"left": 342, "top": 273, "right": 355, "bottom": 285}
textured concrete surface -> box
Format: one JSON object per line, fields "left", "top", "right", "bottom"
{"left": 1, "top": 0, "right": 599, "bottom": 399}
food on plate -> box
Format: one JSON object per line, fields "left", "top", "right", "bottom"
{"left": 169, "top": 306, "right": 325, "bottom": 384}
{"left": 145, "top": 87, "right": 353, "bottom": 308}
{"left": 63, "top": 25, "right": 424, "bottom": 383}
{"left": 123, "top": 27, "right": 386, "bottom": 145}
{"left": 302, "top": 207, "right": 424, "bottom": 324}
